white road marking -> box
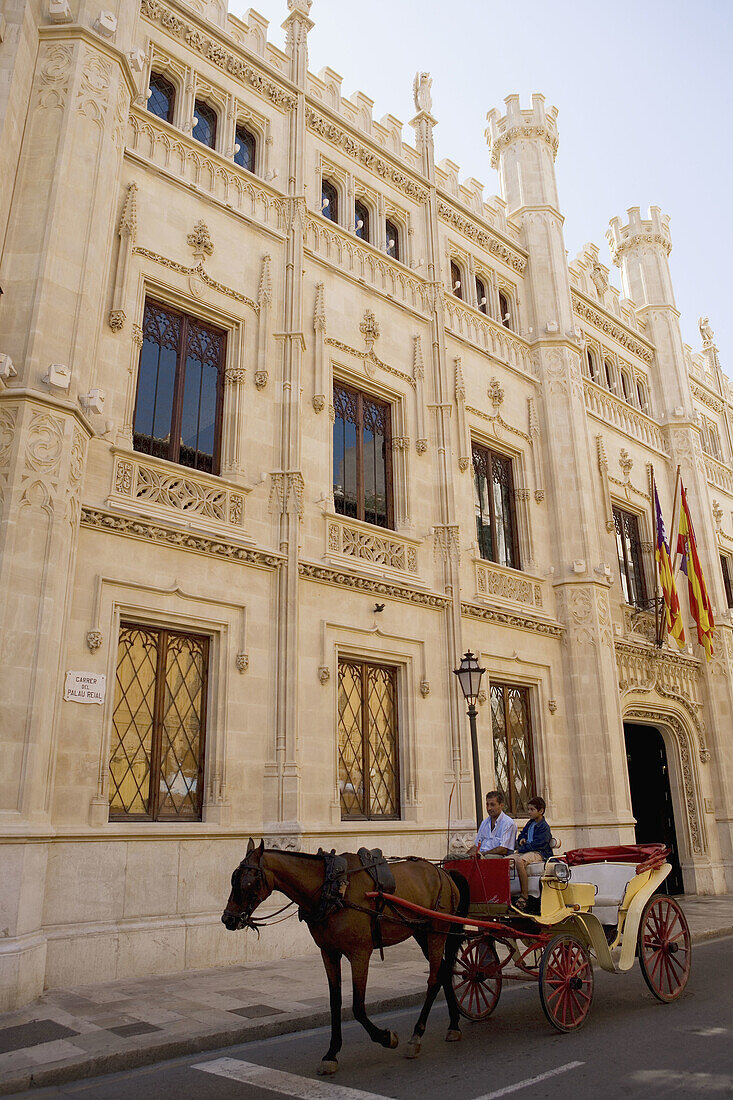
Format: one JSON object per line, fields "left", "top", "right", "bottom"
{"left": 472, "top": 1061, "right": 585, "bottom": 1099}
{"left": 191, "top": 1057, "right": 392, "bottom": 1099}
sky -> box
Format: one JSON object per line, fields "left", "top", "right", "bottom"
{"left": 228, "top": 0, "right": 733, "bottom": 370}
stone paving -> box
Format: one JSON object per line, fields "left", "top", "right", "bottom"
{"left": 1, "top": 894, "right": 732, "bottom": 1096}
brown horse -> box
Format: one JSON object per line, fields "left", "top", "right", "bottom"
{"left": 222, "top": 840, "right": 467, "bottom": 1075}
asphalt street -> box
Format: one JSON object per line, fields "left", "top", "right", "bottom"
{"left": 10, "top": 936, "right": 733, "bottom": 1100}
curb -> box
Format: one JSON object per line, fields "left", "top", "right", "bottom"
{"left": 2, "top": 925, "right": 730, "bottom": 1096}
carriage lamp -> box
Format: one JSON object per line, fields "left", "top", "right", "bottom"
{"left": 453, "top": 650, "right": 486, "bottom": 830}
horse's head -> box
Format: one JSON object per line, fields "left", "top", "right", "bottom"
{"left": 222, "top": 838, "right": 273, "bottom": 932}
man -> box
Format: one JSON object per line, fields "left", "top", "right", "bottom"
{"left": 469, "top": 790, "right": 517, "bottom": 857}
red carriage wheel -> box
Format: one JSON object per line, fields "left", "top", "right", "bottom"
{"left": 539, "top": 934, "right": 594, "bottom": 1033}
{"left": 637, "top": 894, "right": 691, "bottom": 1002}
{"left": 452, "top": 937, "right": 502, "bottom": 1021}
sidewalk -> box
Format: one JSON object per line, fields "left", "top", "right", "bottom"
{"left": 1, "top": 894, "right": 732, "bottom": 1096}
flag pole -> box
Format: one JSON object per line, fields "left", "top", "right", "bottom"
{"left": 651, "top": 466, "right": 662, "bottom": 647}
{"left": 670, "top": 464, "right": 682, "bottom": 574}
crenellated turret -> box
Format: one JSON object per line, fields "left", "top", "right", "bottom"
{"left": 607, "top": 206, "right": 674, "bottom": 308}
{"left": 486, "top": 94, "right": 560, "bottom": 213}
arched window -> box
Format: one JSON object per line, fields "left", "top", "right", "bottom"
{"left": 498, "top": 291, "right": 512, "bottom": 328}
{"left": 321, "top": 178, "right": 338, "bottom": 223}
{"left": 355, "top": 199, "right": 370, "bottom": 242}
{"left": 704, "top": 420, "right": 722, "bottom": 461}
{"left": 586, "top": 349, "right": 598, "bottom": 381}
{"left": 620, "top": 370, "right": 632, "bottom": 403}
{"left": 385, "top": 218, "right": 400, "bottom": 261}
{"left": 193, "top": 100, "right": 217, "bottom": 149}
{"left": 148, "top": 72, "right": 175, "bottom": 124}
{"left": 475, "top": 276, "right": 488, "bottom": 315}
{"left": 234, "top": 123, "right": 257, "bottom": 173}
{"left": 450, "top": 261, "right": 463, "bottom": 299}
{"left": 637, "top": 380, "right": 648, "bottom": 412}
{"left": 604, "top": 358, "right": 615, "bottom": 391}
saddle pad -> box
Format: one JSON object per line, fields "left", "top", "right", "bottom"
{"left": 357, "top": 847, "right": 396, "bottom": 894}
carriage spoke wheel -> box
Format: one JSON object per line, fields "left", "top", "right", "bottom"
{"left": 452, "top": 938, "right": 502, "bottom": 1021}
{"left": 539, "top": 934, "right": 594, "bottom": 1033}
{"left": 638, "top": 894, "right": 691, "bottom": 1002}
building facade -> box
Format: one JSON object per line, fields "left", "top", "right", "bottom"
{"left": 1, "top": 0, "right": 732, "bottom": 1010}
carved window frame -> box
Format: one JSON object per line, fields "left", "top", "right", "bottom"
{"left": 449, "top": 257, "right": 465, "bottom": 300}
{"left": 147, "top": 70, "right": 177, "bottom": 125}
{"left": 487, "top": 680, "right": 537, "bottom": 817}
{"left": 337, "top": 656, "right": 401, "bottom": 822}
{"left": 383, "top": 203, "right": 409, "bottom": 264}
{"left": 497, "top": 284, "right": 516, "bottom": 331}
{"left": 611, "top": 502, "right": 650, "bottom": 610}
{"left": 720, "top": 553, "right": 733, "bottom": 608}
{"left": 146, "top": 47, "right": 187, "bottom": 130}
{"left": 471, "top": 438, "right": 523, "bottom": 572}
{"left": 232, "top": 99, "right": 269, "bottom": 174}
{"left": 192, "top": 96, "right": 219, "bottom": 152}
{"left": 331, "top": 377, "right": 394, "bottom": 530}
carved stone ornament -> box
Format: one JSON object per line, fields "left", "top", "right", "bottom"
{"left": 416, "top": 439, "right": 428, "bottom": 455}
{"left": 590, "top": 261, "right": 608, "bottom": 300}
{"left": 254, "top": 370, "right": 268, "bottom": 390}
{"left": 488, "top": 377, "right": 504, "bottom": 411}
{"left": 548, "top": 699, "right": 557, "bottom": 713}
{"left": 420, "top": 680, "right": 430, "bottom": 698}
{"left": 318, "top": 665, "right": 330, "bottom": 684}
{"left": 699, "top": 316, "right": 715, "bottom": 347}
{"left": 619, "top": 448, "right": 633, "bottom": 478}
{"left": 476, "top": 689, "right": 487, "bottom": 707}
{"left": 187, "top": 219, "right": 214, "bottom": 261}
{"left": 86, "top": 630, "right": 103, "bottom": 651}
{"left": 108, "top": 309, "right": 126, "bottom": 332}
{"left": 712, "top": 499, "right": 723, "bottom": 529}
{"left": 412, "top": 71, "right": 432, "bottom": 114}
{"left": 236, "top": 652, "right": 249, "bottom": 673}
{"left": 360, "top": 309, "right": 380, "bottom": 351}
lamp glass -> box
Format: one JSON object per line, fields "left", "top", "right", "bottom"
{"left": 453, "top": 650, "right": 486, "bottom": 705}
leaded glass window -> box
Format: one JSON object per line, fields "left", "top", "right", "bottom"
{"left": 721, "top": 554, "right": 733, "bottom": 608}
{"left": 472, "top": 443, "right": 520, "bottom": 570}
{"left": 476, "top": 276, "right": 488, "bottom": 314}
{"left": 193, "top": 100, "right": 217, "bottom": 148}
{"left": 338, "top": 659, "right": 400, "bottom": 820}
{"left": 355, "top": 199, "right": 370, "bottom": 241}
{"left": 148, "top": 72, "right": 175, "bottom": 124}
{"left": 109, "top": 624, "right": 209, "bottom": 821}
{"left": 450, "top": 260, "right": 463, "bottom": 299}
{"left": 333, "top": 382, "right": 392, "bottom": 528}
{"left": 385, "top": 219, "right": 400, "bottom": 261}
{"left": 498, "top": 291, "right": 511, "bottom": 329}
{"left": 322, "top": 178, "right": 338, "bottom": 222}
{"left": 234, "top": 123, "right": 257, "bottom": 173}
{"left": 613, "top": 506, "right": 648, "bottom": 608}
{"left": 490, "top": 682, "right": 535, "bottom": 816}
{"left": 133, "top": 300, "right": 226, "bottom": 474}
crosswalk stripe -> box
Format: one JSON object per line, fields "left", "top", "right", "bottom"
{"left": 473, "top": 1060, "right": 585, "bottom": 1099}
{"left": 191, "top": 1057, "right": 393, "bottom": 1099}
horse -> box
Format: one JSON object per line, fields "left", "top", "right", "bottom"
{"left": 222, "top": 839, "right": 468, "bottom": 1075}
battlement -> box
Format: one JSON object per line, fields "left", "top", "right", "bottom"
{"left": 485, "top": 94, "right": 559, "bottom": 169}
{"left": 569, "top": 242, "right": 645, "bottom": 334}
{"left": 607, "top": 206, "right": 672, "bottom": 265}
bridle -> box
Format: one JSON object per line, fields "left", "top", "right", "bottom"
{"left": 228, "top": 857, "right": 296, "bottom": 933}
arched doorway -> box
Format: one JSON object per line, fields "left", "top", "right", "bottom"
{"left": 624, "top": 722, "right": 684, "bottom": 894}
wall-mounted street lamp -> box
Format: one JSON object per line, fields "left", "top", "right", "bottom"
{"left": 453, "top": 649, "right": 486, "bottom": 829}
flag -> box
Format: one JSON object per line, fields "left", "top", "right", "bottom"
{"left": 676, "top": 483, "right": 715, "bottom": 660}
{"left": 654, "top": 486, "right": 685, "bottom": 649}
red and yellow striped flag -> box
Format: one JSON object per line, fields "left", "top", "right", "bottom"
{"left": 676, "top": 483, "right": 715, "bottom": 660}
{"left": 654, "top": 486, "right": 685, "bottom": 649}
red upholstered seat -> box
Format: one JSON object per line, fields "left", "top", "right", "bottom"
{"left": 564, "top": 843, "right": 668, "bottom": 871}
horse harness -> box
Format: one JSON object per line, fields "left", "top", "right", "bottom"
{"left": 298, "top": 847, "right": 398, "bottom": 957}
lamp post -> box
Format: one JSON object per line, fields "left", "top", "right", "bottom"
{"left": 453, "top": 650, "right": 486, "bottom": 830}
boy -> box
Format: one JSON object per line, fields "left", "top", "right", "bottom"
{"left": 513, "top": 796, "right": 553, "bottom": 910}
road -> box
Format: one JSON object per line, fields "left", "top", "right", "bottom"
{"left": 10, "top": 936, "right": 733, "bottom": 1100}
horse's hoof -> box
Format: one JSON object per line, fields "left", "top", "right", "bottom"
{"left": 405, "top": 1037, "right": 421, "bottom": 1059}
{"left": 388, "top": 1031, "right": 399, "bottom": 1049}
{"left": 445, "top": 1029, "right": 462, "bottom": 1043}
{"left": 317, "top": 1060, "right": 338, "bottom": 1076}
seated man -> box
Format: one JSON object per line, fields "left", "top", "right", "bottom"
{"left": 513, "top": 795, "right": 553, "bottom": 910}
{"left": 469, "top": 790, "right": 517, "bottom": 857}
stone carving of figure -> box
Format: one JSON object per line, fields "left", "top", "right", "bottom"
{"left": 699, "top": 316, "right": 715, "bottom": 345}
{"left": 413, "top": 72, "right": 432, "bottom": 114}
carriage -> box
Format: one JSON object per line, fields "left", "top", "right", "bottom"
{"left": 371, "top": 842, "right": 691, "bottom": 1033}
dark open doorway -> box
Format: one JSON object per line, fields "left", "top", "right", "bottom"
{"left": 624, "top": 722, "right": 684, "bottom": 895}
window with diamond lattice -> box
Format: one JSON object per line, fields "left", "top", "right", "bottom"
{"left": 133, "top": 300, "right": 226, "bottom": 475}
{"left": 472, "top": 443, "right": 520, "bottom": 570}
{"left": 109, "top": 624, "right": 209, "bottom": 821}
{"left": 338, "top": 660, "right": 400, "bottom": 820}
{"left": 333, "top": 382, "right": 393, "bottom": 528}
{"left": 490, "top": 683, "right": 535, "bottom": 817}
{"left": 148, "top": 72, "right": 175, "bottom": 124}
{"left": 613, "top": 506, "right": 647, "bottom": 609}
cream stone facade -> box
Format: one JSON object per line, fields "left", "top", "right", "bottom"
{"left": 1, "top": 0, "right": 732, "bottom": 1011}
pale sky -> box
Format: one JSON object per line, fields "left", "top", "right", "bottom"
{"left": 228, "top": 0, "right": 733, "bottom": 375}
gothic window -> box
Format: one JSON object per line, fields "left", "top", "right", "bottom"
{"left": 133, "top": 300, "right": 226, "bottom": 475}
{"left": 338, "top": 659, "right": 400, "bottom": 820}
{"left": 355, "top": 199, "right": 370, "bottom": 242}
{"left": 234, "top": 123, "right": 257, "bottom": 173}
{"left": 148, "top": 72, "right": 175, "bottom": 124}
{"left": 332, "top": 382, "right": 393, "bottom": 529}
{"left": 490, "top": 682, "right": 535, "bottom": 817}
{"left": 385, "top": 219, "right": 401, "bottom": 261}
{"left": 321, "top": 178, "right": 339, "bottom": 222}
{"left": 613, "top": 506, "right": 648, "bottom": 608}
{"left": 193, "top": 100, "right": 217, "bottom": 148}
{"left": 721, "top": 554, "right": 733, "bottom": 608}
{"left": 703, "top": 419, "right": 722, "bottom": 461}
{"left": 109, "top": 623, "right": 209, "bottom": 821}
{"left": 604, "top": 358, "right": 615, "bottom": 391}
{"left": 498, "top": 290, "right": 512, "bottom": 329}
{"left": 472, "top": 443, "right": 520, "bottom": 570}
{"left": 637, "top": 379, "right": 649, "bottom": 412}
{"left": 586, "top": 349, "right": 599, "bottom": 382}
{"left": 475, "top": 276, "right": 488, "bottom": 314}
{"left": 450, "top": 261, "right": 463, "bottom": 299}
{"left": 620, "top": 369, "right": 632, "bottom": 403}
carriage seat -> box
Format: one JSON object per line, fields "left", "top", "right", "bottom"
{"left": 509, "top": 859, "right": 546, "bottom": 899}
{"left": 567, "top": 862, "right": 635, "bottom": 926}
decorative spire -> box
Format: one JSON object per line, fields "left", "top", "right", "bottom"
{"left": 119, "top": 182, "right": 137, "bottom": 240}
{"left": 258, "top": 253, "right": 272, "bottom": 306}
{"left": 412, "top": 334, "right": 425, "bottom": 380}
{"left": 313, "top": 282, "right": 326, "bottom": 333}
